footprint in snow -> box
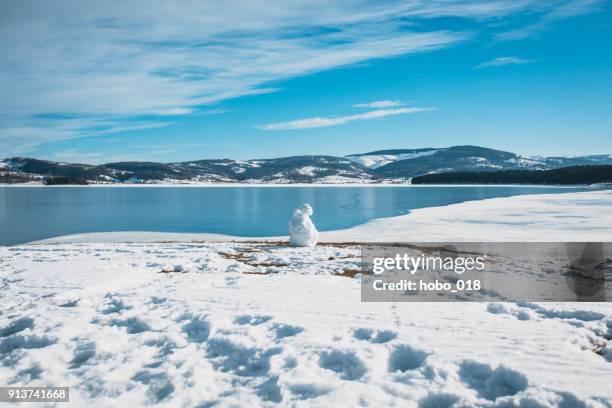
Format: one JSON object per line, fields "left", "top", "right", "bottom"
{"left": 418, "top": 393, "right": 460, "bottom": 408}
{"left": 458, "top": 360, "right": 528, "bottom": 400}
{"left": 69, "top": 340, "right": 96, "bottom": 369}
{"left": 271, "top": 323, "right": 303, "bottom": 339}
{"left": 101, "top": 293, "right": 132, "bottom": 315}
{"left": 150, "top": 296, "right": 167, "bottom": 305}
{"left": 143, "top": 336, "right": 177, "bottom": 360}
{"left": 0, "top": 334, "right": 56, "bottom": 354}
{"left": 287, "top": 383, "right": 331, "bottom": 400}
{"left": 256, "top": 376, "right": 283, "bottom": 403}
{"left": 233, "top": 315, "right": 272, "bottom": 326}
{"left": 388, "top": 344, "right": 429, "bottom": 373}
{"left": 11, "top": 364, "right": 43, "bottom": 384}
{"left": 318, "top": 349, "right": 366, "bottom": 380}
{"left": 352, "top": 328, "right": 397, "bottom": 344}
{"left": 182, "top": 316, "right": 211, "bottom": 343}
{"left": 109, "top": 317, "right": 151, "bottom": 334}
{"left": 0, "top": 317, "right": 34, "bottom": 337}
{"left": 205, "top": 338, "right": 281, "bottom": 377}
{"left": 131, "top": 370, "right": 175, "bottom": 403}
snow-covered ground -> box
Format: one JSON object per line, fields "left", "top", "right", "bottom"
{"left": 2, "top": 190, "right": 612, "bottom": 407}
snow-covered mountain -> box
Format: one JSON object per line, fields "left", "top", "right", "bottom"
{"left": 2, "top": 146, "right": 612, "bottom": 184}
{"left": 348, "top": 146, "right": 612, "bottom": 178}
{"left": 345, "top": 149, "right": 440, "bottom": 169}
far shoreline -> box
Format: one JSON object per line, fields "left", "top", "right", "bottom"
{"left": 0, "top": 182, "right": 594, "bottom": 188}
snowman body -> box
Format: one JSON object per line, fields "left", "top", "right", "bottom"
{"left": 289, "top": 204, "right": 319, "bottom": 247}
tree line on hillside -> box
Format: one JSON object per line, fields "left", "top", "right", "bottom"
{"left": 44, "top": 176, "right": 89, "bottom": 185}
{"left": 411, "top": 165, "right": 612, "bottom": 185}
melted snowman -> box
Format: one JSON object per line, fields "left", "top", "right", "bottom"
{"left": 289, "top": 204, "right": 319, "bottom": 247}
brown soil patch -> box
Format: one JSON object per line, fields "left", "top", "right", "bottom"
{"left": 335, "top": 268, "right": 364, "bottom": 278}
{"left": 219, "top": 251, "right": 289, "bottom": 269}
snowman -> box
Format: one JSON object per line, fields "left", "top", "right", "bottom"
{"left": 289, "top": 204, "right": 319, "bottom": 247}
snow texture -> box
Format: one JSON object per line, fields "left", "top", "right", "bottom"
{"left": 0, "top": 241, "right": 611, "bottom": 407}
{"left": 288, "top": 204, "right": 319, "bottom": 247}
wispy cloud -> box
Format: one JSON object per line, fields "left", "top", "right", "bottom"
{"left": 0, "top": 0, "right": 600, "bottom": 154}
{"left": 193, "top": 108, "right": 230, "bottom": 117}
{"left": 496, "top": 0, "right": 602, "bottom": 40}
{"left": 353, "top": 100, "right": 405, "bottom": 108}
{"left": 257, "top": 107, "right": 435, "bottom": 131}
{"left": 45, "top": 142, "right": 236, "bottom": 164}
{"left": 473, "top": 56, "right": 535, "bottom": 69}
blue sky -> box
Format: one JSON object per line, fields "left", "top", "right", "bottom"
{"left": 1, "top": 0, "right": 611, "bottom": 163}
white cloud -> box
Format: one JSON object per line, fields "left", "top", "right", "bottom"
{"left": 474, "top": 56, "right": 535, "bottom": 69}
{"left": 0, "top": 0, "right": 600, "bottom": 154}
{"left": 257, "top": 107, "right": 435, "bottom": 130}
{"left": 353, "top": 100, "right": 405, "bottom": 108}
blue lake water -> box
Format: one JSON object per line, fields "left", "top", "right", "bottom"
{"left": 0, "top": 186, "right": 591, "bottom": 245}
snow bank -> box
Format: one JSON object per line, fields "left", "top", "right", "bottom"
{"left": 322, "top": 189, "right": 612, "bottom": 242}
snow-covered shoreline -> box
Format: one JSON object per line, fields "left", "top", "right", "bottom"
{"left": 324, "top": 188, "right": 612, "bottom": 242}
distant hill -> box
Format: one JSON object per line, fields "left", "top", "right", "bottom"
{"left": 2, "top": 146, "right": 612, "bottom": 184}
{"left": 411, "top": 165, "right": 612, "bottom": 185}
{"left": 1, "top": 156, "right": 381, "bottom": 184}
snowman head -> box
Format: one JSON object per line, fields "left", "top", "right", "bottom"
{"left": 298, "top": 203, "right": 313, "bottom": 216}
